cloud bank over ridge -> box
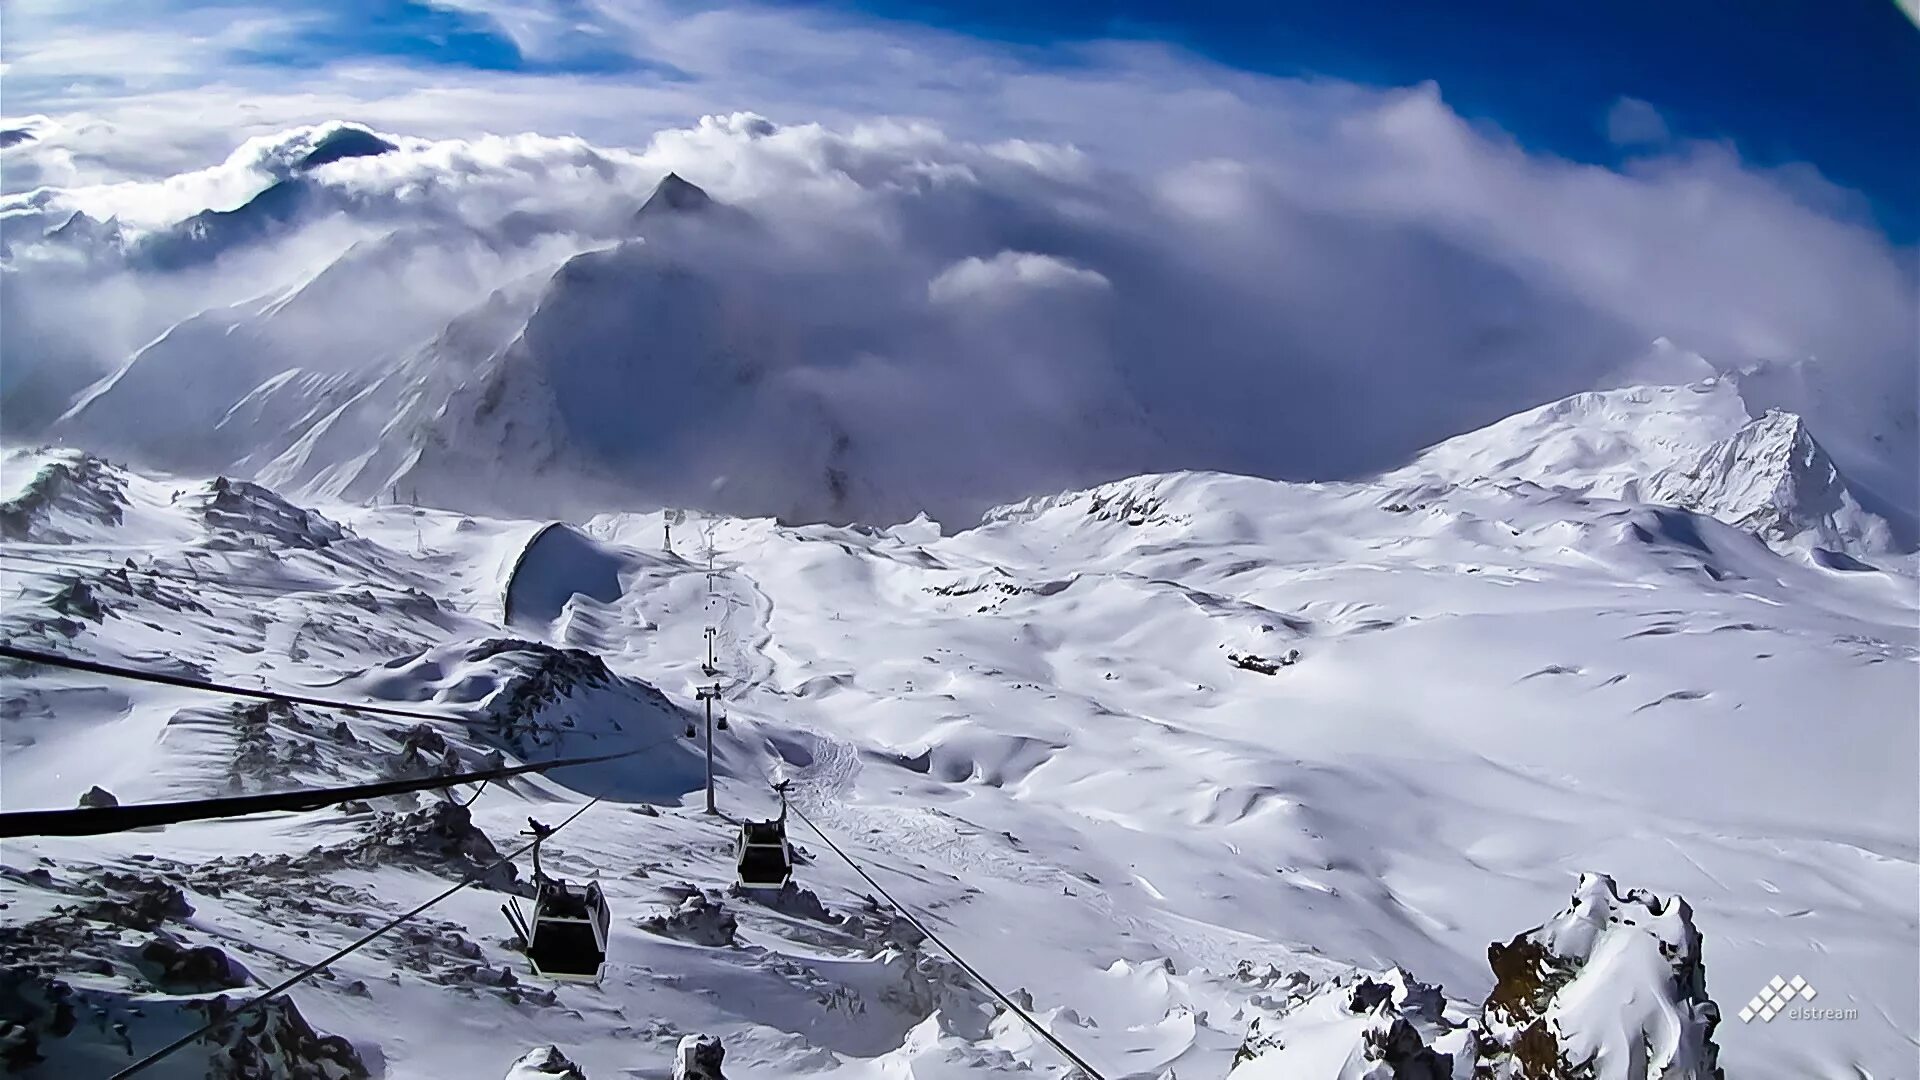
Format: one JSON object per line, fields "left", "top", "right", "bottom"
{"left": 1, "top": 8, "right": 1914, "bottom": 523}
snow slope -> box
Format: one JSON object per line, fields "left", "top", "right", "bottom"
{"left": 2, "top": 430, "right": 1913, "bottom": 1078}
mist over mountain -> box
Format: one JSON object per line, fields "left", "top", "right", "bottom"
{"left": 4, "top": 114, "right": 1913, "bottom": 528}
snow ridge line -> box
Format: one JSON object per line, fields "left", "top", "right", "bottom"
{"left": 0, "top": 641, "right": 479, "bottom": 725}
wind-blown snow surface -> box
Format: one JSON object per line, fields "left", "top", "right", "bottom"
{"left": 1, "top": 436, "right": 1914, "bottom": 1077}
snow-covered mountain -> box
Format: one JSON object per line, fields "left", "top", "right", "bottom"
{"left": 2, "top": 431, "right": 1912, "bottom": 1077}
{"left": 1389, "top": 378, "right": 1908, "bottom": 558}
{"left": 13, "top": 123, "right": 1911, "bottom": 537}
{"left": 37, "top": 204, "right": 1915, "bottom": 555}
{"left": 1642, "top": 409, "right": 1897, "bottom": 554}
{"left": 39, "top": 166, "right": 1164, "bottom": 526}
{"left": 1387, "top": 381, "right": 1756, "bottom": 498}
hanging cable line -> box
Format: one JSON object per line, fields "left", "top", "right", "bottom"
{"left": 0, "top": 642, "right": 490, "bottom": 725}
{"left": 109, "top": 797, "right": 601, "bottom": 1080}
{"left": 785, "top": 800, "right": 1110, "bottom": 1080}
{"left": 0, "top": 738, "right": 666, "bottom": 838}
{"left": 0, "top": 550, "right": 492, "bottom": 613}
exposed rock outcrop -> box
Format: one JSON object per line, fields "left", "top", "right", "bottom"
{"left": 1478, "top": 873, "right": 1722, "bottom": 1079}
{"left": 639, "top": 890, "right": 737, "bottom": 947}
{"left": 1227, "top": 873, "right": 1724, "bottom": 1080}
{"left": 506, "top": 1044, "right": 589, "bottom": 1079}
{"left": 77, "top": 785, "right": 119, "bottom": 809}
{"left": 1227, "top": 967, "right": 1474, "bottom": 1079}
{"left": 187, "top": 476, "right": 348, "bottom": 549}
{"left": 673, "top": 1033, "right": 726, "bottom": 1080}
{"left": 0, "top": 867, "right": 366, "bottom": 1078}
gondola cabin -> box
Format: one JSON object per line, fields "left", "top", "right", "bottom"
{"left": 507, "top": 877, "right": 611, "bottom": 982}
{"left": 735, "top": 820, "right": 793, "bottom": 890}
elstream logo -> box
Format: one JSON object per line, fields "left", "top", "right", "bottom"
{"left": 1737, "top": 976, "right": 1856, "bottom": 1023}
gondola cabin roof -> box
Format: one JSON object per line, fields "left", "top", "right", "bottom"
{"left": 539, "top": 879, "right": 604, "bottom": 919}
{"left": 742, "top": 821, "right": 785, "bottom": 844}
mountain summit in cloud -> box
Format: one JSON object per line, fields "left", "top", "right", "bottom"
{"left": 295, "top": 124, "right": 397, "bottom": 171}
{"left": 637, "top": 171, "right": 714, "bottom": 218}
{"left": 4, "top": 114, "right": 1915, "bottom": 533}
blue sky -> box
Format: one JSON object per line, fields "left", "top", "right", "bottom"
{"left": 785, "top": 1, "right": 1920, "bottom": 236}
{"left": 13, "top": 0, "right": 1907, "bottom": 224}
{"left": 231, "top": 0, "right": 683, "bottom": 77}
{"left": 71, "top": 0, "right": 1911, "bottom": 239}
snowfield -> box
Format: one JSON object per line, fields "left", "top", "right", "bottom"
{"left": 1, "top": 379, "right": 1916, "bottom": 1078}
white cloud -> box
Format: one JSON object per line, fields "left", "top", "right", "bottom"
{"left": 0, "top": 1, "right": 1912, "bottom": 518}
{"left": 928, "top": 251, "right": 1111, "bottom": 303}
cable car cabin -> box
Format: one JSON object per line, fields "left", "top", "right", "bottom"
{"left": 522, "top": 878, "right": 610, "bottom": 982}
{"left": 735, "top": 820, "right": 794, "bottom": 890}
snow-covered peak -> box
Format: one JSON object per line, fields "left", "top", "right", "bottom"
{"left": 1391, "top": 379, "right": 1900, "bottom": 556}
{"left": 1390, "top": 380, "right": 1753, "bottom": 499}
{"left": 0, "top": 449, "right": 130, "bottom": 543}
{"left": 637, "top": 172, "right": 715, "bottom": 219}
{"left": 1643, "top": 409, "right": 1894, "bottom": 553}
